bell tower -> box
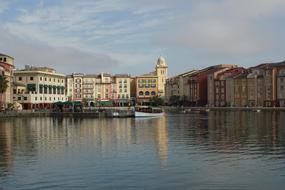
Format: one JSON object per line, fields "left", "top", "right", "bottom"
{"left": 155, "top": 56, "right": 168, "bottom": 97}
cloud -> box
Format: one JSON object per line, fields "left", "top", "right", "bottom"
{"left": 161, "top": 0, "right": 285, "bottom": 56}
{"left": 1, "top": 0, "right": 285, "bottom": 76}
{"left": 0, "top": 0, "right": 10, "bottom": 14}
{"left": 0, "top": 30, "right": 118, "bottom": 74}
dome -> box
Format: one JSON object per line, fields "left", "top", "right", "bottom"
{"left": 156, "top": 56, "right": 167, "bottom": 67}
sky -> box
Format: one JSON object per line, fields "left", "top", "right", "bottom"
{"left": 0, "top": 0, "right": 285, "bottom": 77}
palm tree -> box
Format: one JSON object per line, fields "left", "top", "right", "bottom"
{"left": 0, "top": 75, "right": 9, "bottom": 110}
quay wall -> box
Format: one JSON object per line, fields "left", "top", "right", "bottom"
{"left": 0, "top": 108, "right": 134, "bottom": 119}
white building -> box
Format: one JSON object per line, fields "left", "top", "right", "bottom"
{"left": 13, "top": 66, "right": 67, "bottom": 109}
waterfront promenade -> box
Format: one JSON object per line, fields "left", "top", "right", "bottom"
{"left": 1, "top": 106, "right": 285, "bottom": 119}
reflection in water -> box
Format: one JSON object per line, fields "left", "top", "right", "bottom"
{"left": 0, "top": 112, "right": 285, "bottom": 190}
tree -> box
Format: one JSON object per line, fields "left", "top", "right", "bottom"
{"left": 150, "top": 96, "right": 164, "bottom": 106}
{"left": 0, "top": 75, "right": 8, "bottom": 93}
{"left": 82, "top": 98, "right": 88, "bottom": 107}
{"left": 169, "top": 95, "right": 180, "bottom": 106}
{"left": 0, "top": 75, "right": 8, "bottom": 110}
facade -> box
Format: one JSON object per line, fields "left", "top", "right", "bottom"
{"left": 188, "top": 64, "right": 235, "bottom": 106}
{"left": 275, "top": 62, "right": 285, "bottom": 106}
{"left": 277, "top": 68, "right": 285, "bottom": 106}
{"left": 165, "top": 70, "right": 197, "bottom": 104}
{"left": 263, "top": 66, "right": 277, "bottom": 107}
{"left": 66, "top": 73, "right": 131, "bottom": 106}
{"left": 233, "top": 74, "right": 248, "bottom": 107}
{"left": 114, "top": 75, "right": 131, "bottom": 106}
{"left": 247, "top": 68, "right": 265, "bottom": 107}
{"left": 207, "top": 65, "right": 237, "bottom": 107}
{"left": 135, "top": 76, "right": 158, "bottom": 104}
{"left": 13, "top": 65, "right": 67, "bottom": 109}
{"left": 135, "top": 56, "right": 168, "bottom": 104}
{"left": 213, "top": 67, "right": 245, "bottom": 107}
{"left": 0, "top": 53, "right": 14, "bottom": 109}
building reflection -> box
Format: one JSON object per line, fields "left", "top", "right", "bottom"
{"left": 0, "top": 121, "right": 13, "bottom": 176}
{"left": 154, "top": 117, "right": 168, "bottom": 167}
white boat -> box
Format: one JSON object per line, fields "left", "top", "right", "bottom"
{"left": 135, "top": 106, "right": 164, "bottom": 117}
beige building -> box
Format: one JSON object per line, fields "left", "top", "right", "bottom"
{"left": 135, "top": 56, "right": 168, "bottom": 104}
{"left": 114, "top": 74, "right": 131, "bottom": 106}
{"left": 247, "top": 69, "right": 264, "bottom": 107}
{"left": 233, "top": 73, "right": 248, "bottom": 107}
{"left": 13, "top": 65, "right": 67, "bottom": 109}
{"left": 0, "top": 53, "right": 14, "bottom": 109}
{"left": 275, "top": 62, "right": 285, "bottom": 106}
{"left": 165, "top": 70, "right": 197, "bottom": 104}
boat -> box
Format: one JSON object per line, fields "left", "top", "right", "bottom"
{"left": 135, "top": 106, "right": 164, "bottom": 117}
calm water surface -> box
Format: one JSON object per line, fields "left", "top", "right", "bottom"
{"left": 1, "top": 111, "right": 285, "bottom": 190}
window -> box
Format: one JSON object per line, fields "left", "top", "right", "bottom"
{"left": 145, "top": 91, "right": 150, "bottom": 96}
{"left": 139, "top": 91, "right": 143, "bottom": 96}
{"left": 40, "top": 97, "right": 42, "bottom": 101}
{"left": 4, "top": 58, "right": 6, "bottom": 62}
{"left": 151, "top": 91, "right": 156, "bottom": 96}
{"left": 30, "top": 77, "right": 34, "bottom": 81}
{"left": 19, "top": 77, "right": 22, "bottom": 81}
{"left": 35, "top": 97, "right": 37, "bottom": 101}
{"left": 45, "top": 78, "right": 47, "bottom": 81}
{"left": 18, "top": 97, "right": 21, "bottom": 100}
{"left": 40, "top": 77, "right": 42, "bottom": 81}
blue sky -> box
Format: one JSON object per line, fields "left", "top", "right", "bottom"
{"left": 0, "top": 0, "right": 285, "bottom": 76}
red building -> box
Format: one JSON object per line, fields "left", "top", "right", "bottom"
{"left": 188, "top": 65, "right": 236, "bottom": 106}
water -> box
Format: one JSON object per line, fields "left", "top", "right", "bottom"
{"left": 1, "top": 111, "right": 285, "bottom": 190}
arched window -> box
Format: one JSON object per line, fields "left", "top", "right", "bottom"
{"left": 151, "top": 91, "right": 156, "bottom": 96}
{"left": 145, "top": 91, "right": 150, "bottom": 96}
{"left": 139, "top": 91, "right": 143, "bottom": 96}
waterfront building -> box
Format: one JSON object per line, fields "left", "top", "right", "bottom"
{"left": 66, "top": 73, "right": 131, "bottom": 106}
{"left": 187, "top": 64, "right": 235, "bottom": 106}
{"left": 207, "top": 65, "right": 237, "bottom": 107}
{"left": 0, "top": 53, "right": 14, "bottom": 109}
{"left": 114, "top": 74, "right": 131, "bottom": 106}
{"left": 275, "top": 61, "right": 285, "bottom": 107}
{"left": 247, "top": 67, "right": 265, "bottom": 107}
{"left": 13, "top": 65, "right": 67, "bottom": 109}
{"left": 233, "top": 73, "right": 248, "bottom": 107}
{"left": 135, "top": 75, "right": 159, "bottom": 104}
{"left": 213, "top": 67, "right": 245, "bottom": 107}
{"left": 165, "top": 70, "right": 197, "bottom": 104}
{"left": 263, "top": 65, "right": 278, "bottom": 107}
{"left": 135, "top": 56, "right": 168, "bottom": 104}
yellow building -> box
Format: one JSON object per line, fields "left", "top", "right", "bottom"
{"left": 0, "top": 53, "right": 15, "bottom": 109}
{"left": 135, "top": 56, "right": 168, "bottom": 104}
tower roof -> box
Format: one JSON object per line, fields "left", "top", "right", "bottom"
{"left": 156, "top": 56, "right": 167, "bottom": 67}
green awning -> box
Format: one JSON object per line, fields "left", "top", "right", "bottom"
{"left": 97, "top": 101, "right": 113, "bottom": 106}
